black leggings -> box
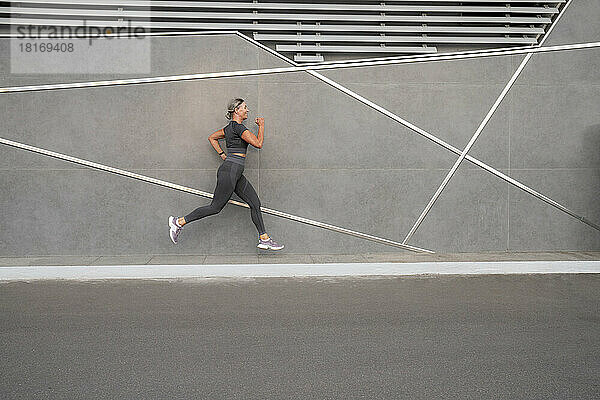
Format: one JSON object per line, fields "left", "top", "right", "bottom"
{"left": 184, "top": 160, "right": 266, "bottom": 235}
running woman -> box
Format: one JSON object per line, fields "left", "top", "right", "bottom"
{"left": 168, "top": 98, "right": 284, "bottom": 250}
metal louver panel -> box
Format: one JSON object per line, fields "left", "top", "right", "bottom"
{"left": 0, "top": 1, "right": 565, "bottom": 63}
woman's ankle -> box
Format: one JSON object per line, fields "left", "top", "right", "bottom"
{"left": 259, "top": 233, "right": 270, "bottom": 240}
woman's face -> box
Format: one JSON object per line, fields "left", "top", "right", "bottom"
{"left": 235, "top": 102, "right": 249, "bottom": 120}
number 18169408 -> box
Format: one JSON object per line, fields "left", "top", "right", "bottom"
{"left": 19, "top": 42, "right": 74, "bottom": 53}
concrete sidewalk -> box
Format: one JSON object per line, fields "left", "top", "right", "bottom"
{"left": 1, "top": 260, "right": 599, "bottom": 281}
{"left": 0, "top": 251, "right": 598, "bottom": 281}
{"left": 1, "top": 251, "right": 599, "bottom": 267}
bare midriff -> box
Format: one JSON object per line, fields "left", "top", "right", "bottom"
{"left": 232, "top": 153, "right": 246, "bottom": 157}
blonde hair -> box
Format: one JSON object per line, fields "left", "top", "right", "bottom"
{"left": 226, "top": 98, "right": 245, "bottom": 120}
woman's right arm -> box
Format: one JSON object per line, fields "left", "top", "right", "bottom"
{"left": 241, "top": 118, "right": 264, "bottom": 149}
{"left": 208, "top": 129, "right": 227, "bottom": 160}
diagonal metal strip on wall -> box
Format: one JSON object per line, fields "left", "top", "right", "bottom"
{"left": 401, "top": 0, "right": 583, "bottom": 244}
{"left": 1, "top": 42, "right": 599, "bottom": 94}
{"left": 0, "top": 137, "right": 433, "bottom": 253}
{"left": 403, "top": 52, "right": 532, "bottom": 244}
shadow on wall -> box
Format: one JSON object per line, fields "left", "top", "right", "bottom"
{"left": 584, "top": 124, "right": 600, "bottom": 169}
{"left": 585, "top": 124, "right": 600, "bottom": 224}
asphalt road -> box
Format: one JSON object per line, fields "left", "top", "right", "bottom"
{"left": 1, "top": 274, "right": 599, "bottom": 399}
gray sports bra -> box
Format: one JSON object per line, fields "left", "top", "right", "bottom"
{"left": 224, "top": 120, "right": 249, "bottom": 155}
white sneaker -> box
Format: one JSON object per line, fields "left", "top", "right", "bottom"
{"left": 257, "top": 237, "right": 284, "bottom": 250}
{"left": 168, "top": 216, "right": 182, "bottom": 244}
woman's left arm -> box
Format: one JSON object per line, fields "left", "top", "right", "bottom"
{"left": 208, "top": 129, "right": 227, "bottom": 159}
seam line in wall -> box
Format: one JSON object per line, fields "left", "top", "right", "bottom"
{"left": 508, "top": 57, "right": 512, "bottom": 251}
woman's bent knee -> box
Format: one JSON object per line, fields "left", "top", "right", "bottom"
{"left": 209, "top": 202, "right": 227, "bottom": 215}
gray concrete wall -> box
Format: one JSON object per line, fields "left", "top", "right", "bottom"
{"left": 1, "top": 0, "right": 599, "bottom": 256}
